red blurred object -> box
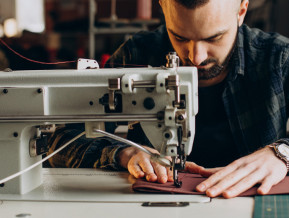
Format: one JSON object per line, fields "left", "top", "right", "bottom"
{"left": 100, "top": 54, "right": 111, "bottom": 68}
{"left": 137, "top": 0, "right": 152, "bottom": 19}
{"left": 77, "top": 47, "right": 85, "bottom": 58}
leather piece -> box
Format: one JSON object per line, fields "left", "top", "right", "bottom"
{"left": 132, "top": 173, "right": 289, "bottom": 197}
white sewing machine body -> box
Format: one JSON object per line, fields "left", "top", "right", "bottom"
{"left": 0, "top": 66, "right": 198, "bottom": 194}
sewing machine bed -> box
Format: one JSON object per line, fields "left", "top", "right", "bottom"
{"left": 0, "top": 168, "right": 209, "bottom": 203}
{"left": 0, "top": 168, "right": 254, "bottom": 218}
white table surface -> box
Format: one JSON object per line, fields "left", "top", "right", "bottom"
{"left": 0, "top": 168, "right": 254, "bottom": 218}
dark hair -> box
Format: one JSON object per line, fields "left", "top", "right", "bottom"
{"left": 174, "top": 0, "right": 210, "bottom": 9}
{"left": 173, "top": 0, "right": 244, "bottom": 9}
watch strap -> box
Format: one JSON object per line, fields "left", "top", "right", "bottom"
{"left": 275, "top": 138, "right": 289, "bottom": 146}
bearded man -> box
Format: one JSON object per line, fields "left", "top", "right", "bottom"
{"left": 49, "top": 0, "right": 289, "bottom": 198}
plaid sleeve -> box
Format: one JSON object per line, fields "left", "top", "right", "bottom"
{"left": 279, "top": 45, "right": 289, "bottom": 141}
{"left": 47, "top": 124, "right": 130, "bottom": 170}
{"left": 282, "top": 46, "right": 289, "bottom": 114}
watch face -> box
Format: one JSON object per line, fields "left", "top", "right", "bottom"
{"left": 277, "top": 144, "right": 289, "bottom": 160}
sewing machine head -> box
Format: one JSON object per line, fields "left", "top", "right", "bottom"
{"left": 0, "top": 54, "right": 198, "bottom": 194}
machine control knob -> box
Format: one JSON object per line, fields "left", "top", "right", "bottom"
{"left": 143, "top": 97, "right": 155, "bottom": 110}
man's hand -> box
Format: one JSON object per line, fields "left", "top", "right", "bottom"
{"left": 193, "top": 146, "right": 287, "bottom": 198}
{"left": 117, "top": 146, "right": 172, "bottom": 183}
{"left": 117, "top": 146, "right": 204, "bottom": 183}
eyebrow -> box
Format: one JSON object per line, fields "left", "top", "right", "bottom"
{"left": 168, "top": 28, "right": 228, "bottom": 41}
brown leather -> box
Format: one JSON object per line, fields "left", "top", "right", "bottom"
{"left": 132, "top": 173, "right": 289, "bottom": 197}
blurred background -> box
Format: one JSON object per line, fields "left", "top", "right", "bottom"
{"left": 0, "top": 0, "right": 288, "bottom": 71}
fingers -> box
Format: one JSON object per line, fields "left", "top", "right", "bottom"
{"left": 185, "top": 161, "right": 204, "bottom": 174}
{"left": 185, "top": 161, "right": 223, "bottom": 178}
{"left": 199, "top": 162, "right": 257, "bottom": 197}
{"left": 196, "top": 161, "right": 240, "bottom": 193}
{"left": 167, "top": 167, "right": 174, "bottom": 182}
{"left": 257, "top": 176, "right": 275, "bottom": 195}
{"left": 199, "top": 167, "right": 223, "bottom": 177}
{"left": 151, "top": 161, "right": 169, "bottom": 183}
{"left": 223, "top": 171, "right": 280, "bottom": 198}
{"left": 221, "top": 170, "right": 264, "bottom": 198}
{"left": 127, "top": 149, "right": 172, "bottom": 183}
{"left": 257, "top": 171, "right": 285, "bottom": 195}
{"left": 196, "top": 146, "right": 288, "bottom": 198}
{"left": 127, "top": 159, "right": 145, "bottom": 179}
{"left": 139, "top": 157, "right": 158, "bottom": 182}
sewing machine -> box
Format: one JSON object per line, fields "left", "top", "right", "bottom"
{"left": 0, "top": 55, "right": 258, "bottom": 218}
{"left": 0, "top": 53, "right": 198, "bottom": 195}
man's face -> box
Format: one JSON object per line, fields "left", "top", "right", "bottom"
{"left": 160, "top": 0, "right": 247, "bottom": 87}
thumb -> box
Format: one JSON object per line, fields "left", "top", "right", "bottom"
{"left": 199, "top": 167, "right": 223, "bottom": 177}
{"left": 184, "top": 162, "right": 204, "bottom": 174}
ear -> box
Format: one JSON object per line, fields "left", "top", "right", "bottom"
{"left": 237, "top": 0, "right": 249, "bottom": 27}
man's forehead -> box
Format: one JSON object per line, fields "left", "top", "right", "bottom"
{"left": 164, "top": 0, "right": 233, "bottom": 40}
{"left": 163, "top": 0, "right": 235, "bottom": 40}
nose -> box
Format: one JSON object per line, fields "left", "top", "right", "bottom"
{"left": 188, "top": 41, "right": 208, "bottom": 66}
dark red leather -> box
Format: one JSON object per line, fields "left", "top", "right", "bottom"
{"left": 132, "top": 173, "right": 289, "bottom": 197}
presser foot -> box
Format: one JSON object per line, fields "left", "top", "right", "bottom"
{"left": 174, "top": 171, "right": 182, "bottom": 188}
{"left": 174, "top": 178, "right": 182, "bottom": 188}
{"left": 172, "top": 157, "right": 182, "bottom": 188}
{"left": 173, "top": 169, "right": 182, "bottom": 188}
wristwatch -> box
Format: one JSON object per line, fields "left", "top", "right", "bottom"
{"left": 269, "top": 143, "right": 289, "bottom": 172}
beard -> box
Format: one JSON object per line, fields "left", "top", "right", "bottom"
{"left": 196, "top": 58, "right": 224, "bottom": 80}
{"left": 182, "top": 38, "right": 237, "bottom": 81}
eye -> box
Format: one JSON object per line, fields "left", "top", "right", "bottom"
{"left": 206, "top": 35, "right": 223, "bottom": 43}
{"left": 175, "top": 36, "right": 189, "bottom": 42}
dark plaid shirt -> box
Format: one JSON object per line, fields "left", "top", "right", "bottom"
{"left": 48, "top": 24, "right": 289, "bottom": 169}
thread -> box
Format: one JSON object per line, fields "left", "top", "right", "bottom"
{"left": 0, "top": 38, "right": 150, "bottom": 68}
{"left": 0, "top": 38, "right": 76, "bottom": 65}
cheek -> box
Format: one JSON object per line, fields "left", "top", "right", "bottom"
{"left": 208, "top": 40, "right": 233, "bottom": 63}
{"left": 207, "top": 45, "right": 224, "bottom": 61}
{"left": 216, "top": 30, "right": 238, "bottom": 61}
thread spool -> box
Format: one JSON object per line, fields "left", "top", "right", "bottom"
{"left": 137, "top": 0, "right": 152, "bottom": 20}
